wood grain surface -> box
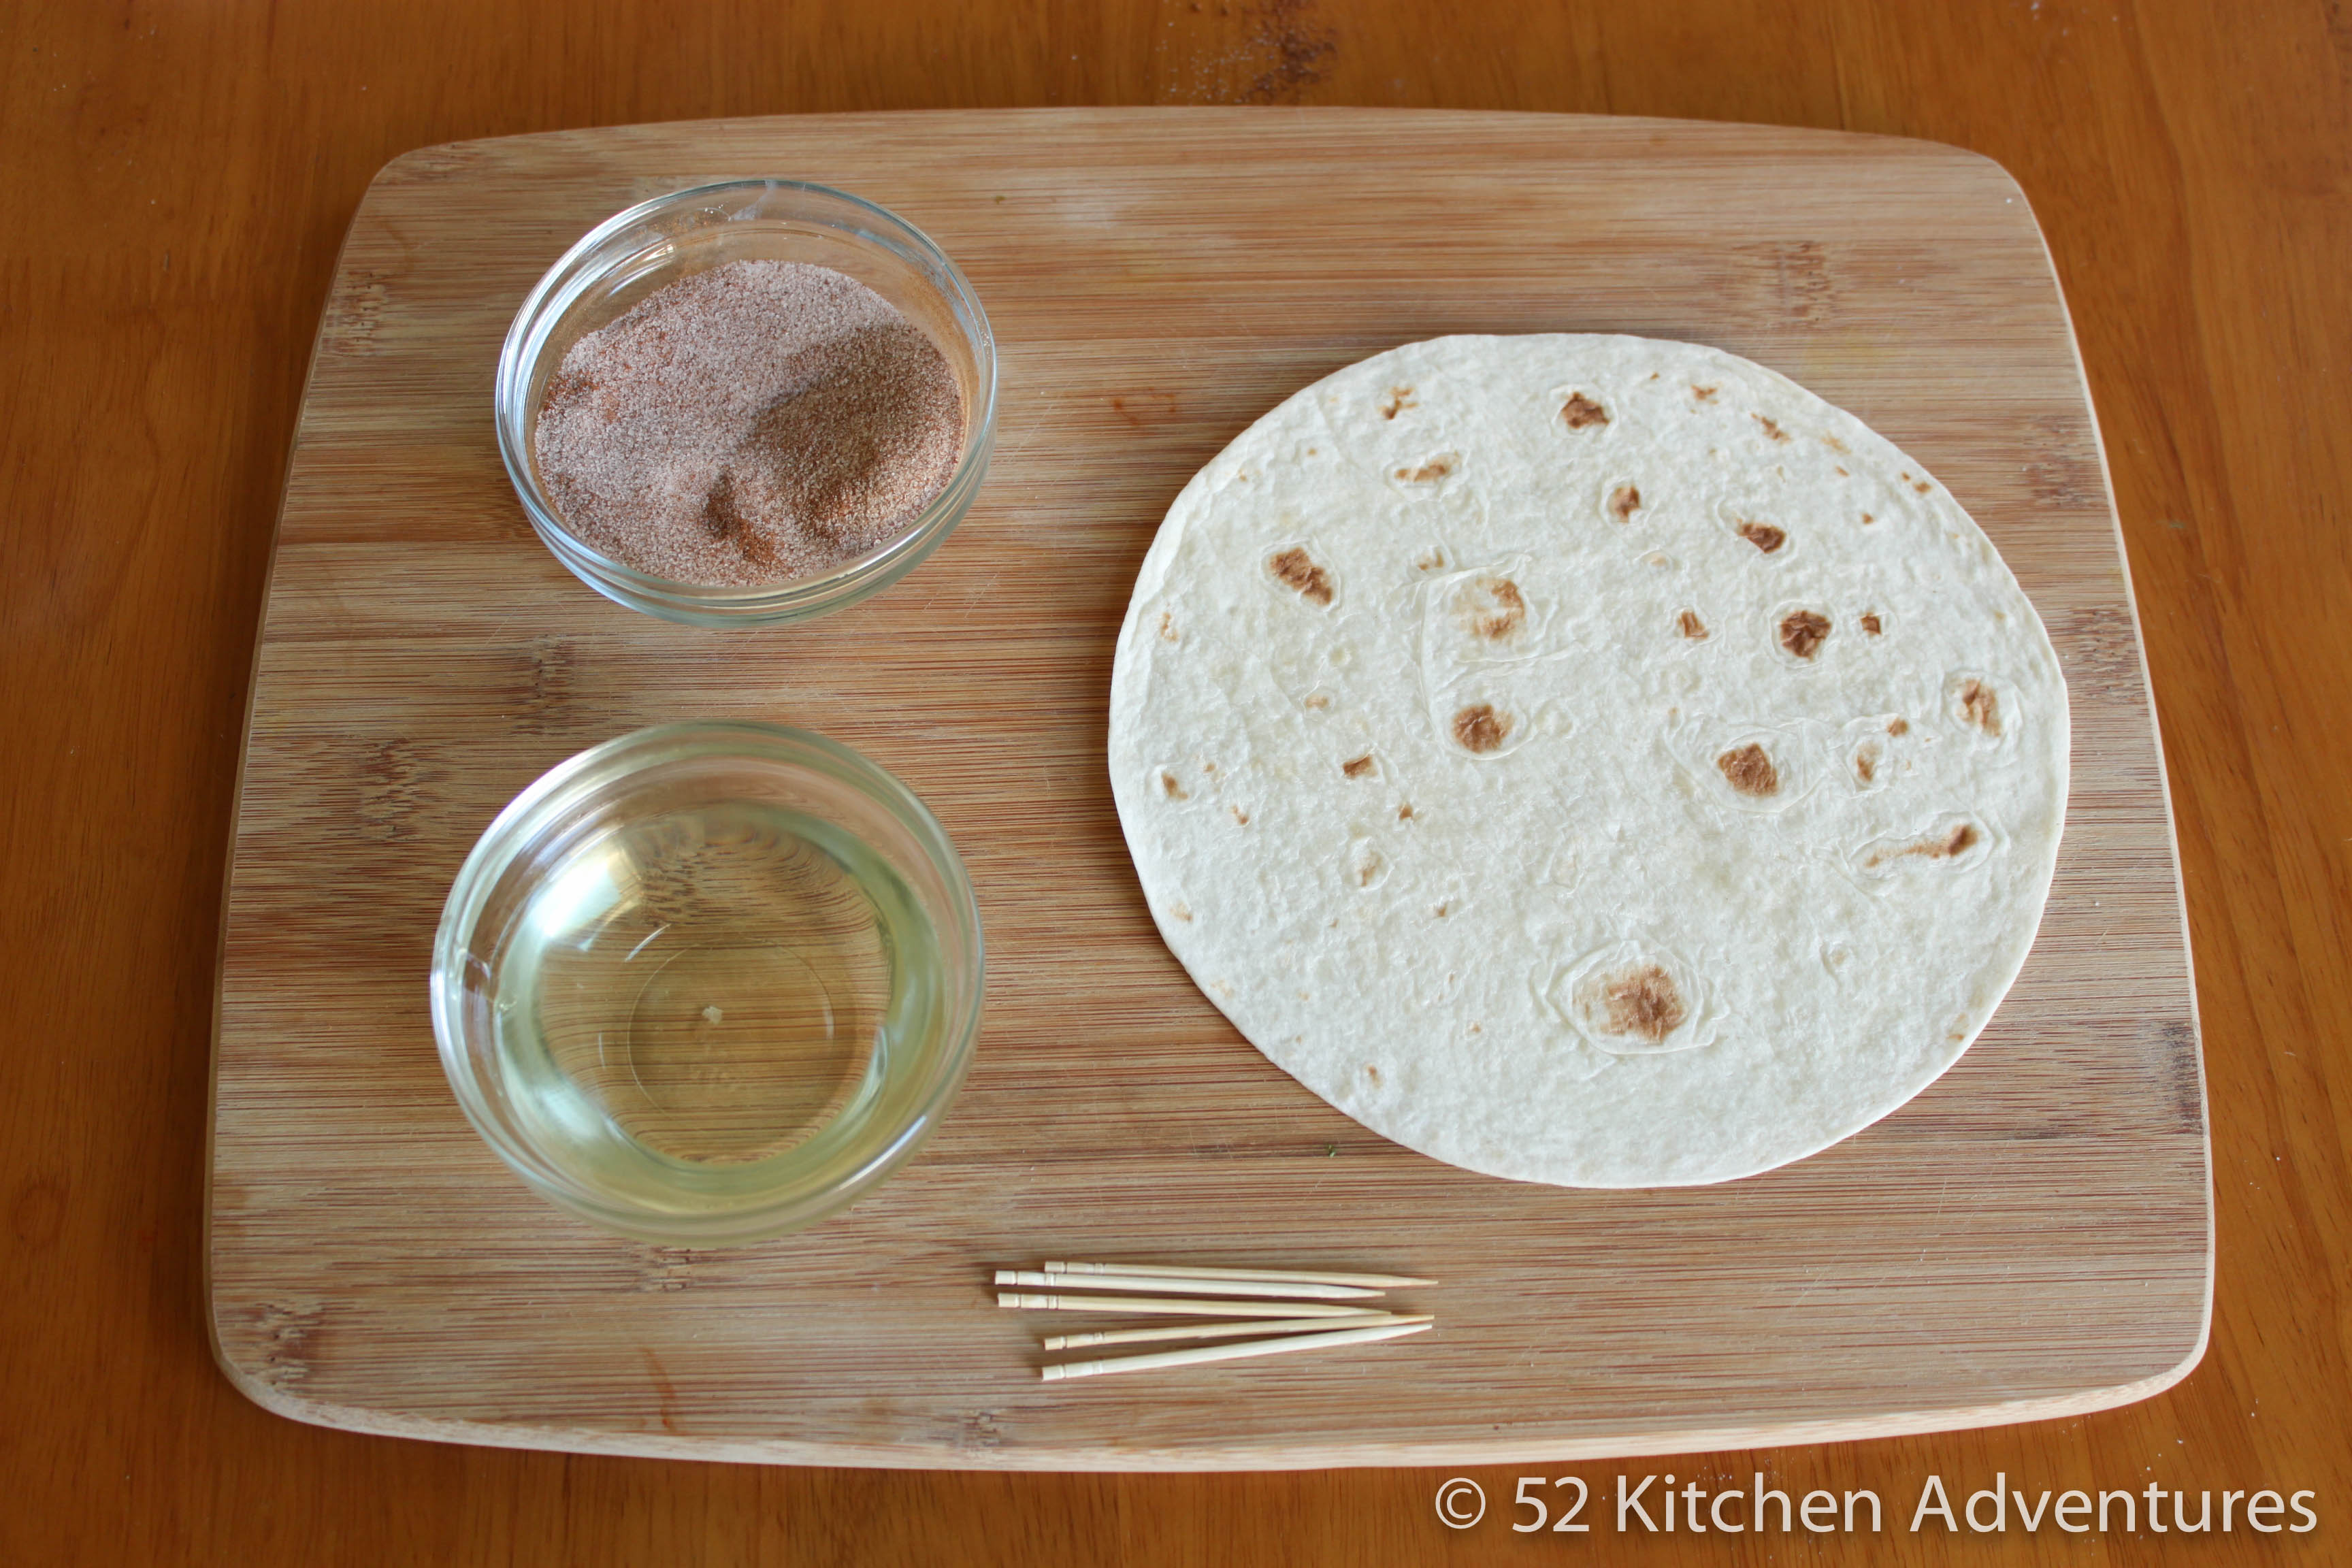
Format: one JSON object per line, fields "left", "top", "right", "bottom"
{"left": 3, "top": 1, "right": 2345, "bottom": 1563}
{"left": 209, "top": 108, "right": 2206, "bottom": 1469}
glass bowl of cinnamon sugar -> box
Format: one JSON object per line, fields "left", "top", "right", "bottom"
{"left": 495, "top": 180, "right": 996, "bottom": 627}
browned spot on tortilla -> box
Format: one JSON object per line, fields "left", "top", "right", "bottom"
{"left": 1230, "top": 806, "right": 1250, "bottom": 826}
{"left": 1860, "top": 612, "right": 1883, "bottom": 636}
{"left": 1834, "top": 465, "right": 1849, "bottom": 476}
{"left": 1913, "top": 478, "right": 1932, "bottom": 494}
{"left": 1379, "top": 386, "right": 1415, "bottom": 420}
{"left": 1159, "top": 771, "right": 1188, "bottom": 800}
{"left": 1754, "top": 414, "right": 1791, "bottom": 442}
{"left": 1736, "top": 519, "right": 1787, "bottom": 553}
{"left": 1397, "top": 803, "right": 1415, "bottom": 820}
{"left": 1855, "top": 749, "right": 1877, "bottom": 783}
{"left": 1608, "top": 483, "right": 1642, "bottom": 523}
{"left": 1561, "top": 392, "right": 1609, "bottom": 429}
{"left": 1341, "top": 753, "right": 1375, "bottom": 779}
{"left": 1415, "top": 548, "right": 1447, "bottom": 571}
{"left": 1356, "top": 853, "right": 1384, "bottom": 887}
{"left": 1779, "top": 608, "right": 1831, "bottom": 659}
{"left": 1960, "top": 679, "right": 2002, "bottom": 736}
{"left": 1676, "top": 608, "right": 1709, "bottom": 640}
{"left": 1434, "top": 903, "right": 1448, "bottom": 917}
{"left": 1269, "top": 546, "right": 1333, "bottom": 605}
{"left": 1861, "top": 511, "right": 1875, "bottom": 525}
{"left": 1692, "top": 384, "right": 1718, "bottom": 402}
{"left": 1888, "top": 716, "right": 1909, "bottom": 736}
{"left": 1865, "top": 822, "right": 1982, "bottom": 868}
{"left": 1365, "top": 1064, "right": 1381, "bottom": 1083}
{"left": 1303, "top": 691, "right": 1332, "bottom": 710}
{"left": 1599, "top": 964, "right": 1687, "bottom": 1042}
{"left": 1452, "top": 704, "right": 1511, "bottom": 754}
{"left": 1716, "top": 742, "right": 1780, "bottom": 797}
{"left": 1458, "top": 576, "right": 1526, "bottom": 640}
{"left": 1822, "top": 433, "right": 1848, "bottom": 453}
{"left": 1395, "top": 456, "right": 1454, "bottom": 483}
{"left": 1171, "top": 902, "right": 1193, "bottom": 922}
{"left": 1157, "top": 612, "right": 1178, "bottom": 642}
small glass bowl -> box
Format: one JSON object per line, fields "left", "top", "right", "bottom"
{"left": 429, "top": 722, "right": 985, "bottom": 1245}
{"left": 494, "top": 180, "right": 997, "bottom": 627}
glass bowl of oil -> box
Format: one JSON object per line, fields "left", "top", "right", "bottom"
{"left": 430, "top": 721, "right": 983, "bottom": 1245}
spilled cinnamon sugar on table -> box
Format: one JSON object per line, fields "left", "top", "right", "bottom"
{"left": 534, "top": 259, "right": 962, "bottom": 587}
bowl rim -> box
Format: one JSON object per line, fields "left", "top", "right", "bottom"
{"left": 427, "top": 719, "right": 986, "bottom": 1244}
{"left": 492, "top": 178, "right": 999, "bottom": 623}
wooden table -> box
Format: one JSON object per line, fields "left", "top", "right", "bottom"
{"left": 2, "top": 2, "right": 2342, "bottom": 1562}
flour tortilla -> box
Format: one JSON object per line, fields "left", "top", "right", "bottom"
{"left": 1107, "top": 334, "right": 2068, "bottom": 1188}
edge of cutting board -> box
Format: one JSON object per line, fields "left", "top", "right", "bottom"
{"left": 212, "top": 1353, "right": 2206, "bottom": 1471}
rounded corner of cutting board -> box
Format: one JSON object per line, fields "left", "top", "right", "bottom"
{"left": 206, "top": 1306, "right": 365, "bottom": 1437}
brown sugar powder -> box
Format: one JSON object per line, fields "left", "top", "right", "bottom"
{"left": 534, "top": 260, "right": 963, "bottom": 587}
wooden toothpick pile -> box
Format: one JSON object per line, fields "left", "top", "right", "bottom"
{"left": 996, "top": 1260, "right": 1435, "bottom": 1381}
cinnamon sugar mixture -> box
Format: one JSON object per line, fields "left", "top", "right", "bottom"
{"left": 534, "top": 261, "right": 962, "bottom": 587}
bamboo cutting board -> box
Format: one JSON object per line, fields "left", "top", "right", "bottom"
{"left": 208, "top": 108, "right": 2208, "bottom": 1469}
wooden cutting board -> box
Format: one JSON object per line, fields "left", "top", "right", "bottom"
{"left": 208, "top": 108, "right": 2208, "bottom": 1469}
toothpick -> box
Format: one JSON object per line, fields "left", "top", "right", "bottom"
{"left": 1041, "top": 1260, "right": 1437, "bottom": 1290}
{"left": 996, "top": 1292, "right": 1369, "bottom": 1318}
{"left": 1041, "top": 1319, "right": 1433, "bottom": 1381}
{"left": 1044, "top": 1312, "right": 1428, "bottom": 1351}
{"left": 995, "top": 1269, "right": 1382, "bottom": 1301}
